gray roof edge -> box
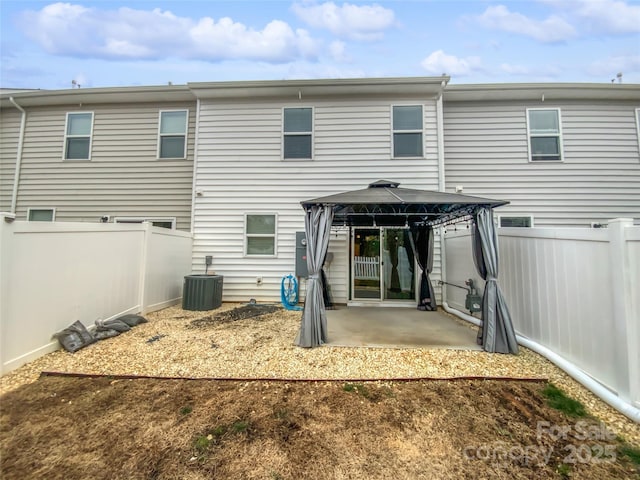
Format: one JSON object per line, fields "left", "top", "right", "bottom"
{"left": 444, "top": 82, "right": 640, "bottom": 102}
{"left": 188, "top": 76, "right": 450, "bottom": 99}
{"left": 1, "top": 84, "right": 194, "bottom": 108}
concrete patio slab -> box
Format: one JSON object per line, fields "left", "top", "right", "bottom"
{"left": 326, "top": 306, "right": 481, "bottom": 350}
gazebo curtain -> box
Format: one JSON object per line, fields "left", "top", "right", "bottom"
{"left": 296, "top": 205, "right": 334, "bottom": 347}
{"left": 472, "top": 208, "right": 519, "bottom": 354}
{"left": 409, "top": 225, "right": 437, "bottom": 311}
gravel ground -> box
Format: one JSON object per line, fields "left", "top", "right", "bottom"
{"left": 1, "top": 303, "right": 638, "bottom": 445}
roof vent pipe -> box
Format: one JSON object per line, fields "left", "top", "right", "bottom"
{"left": 9, "top": 97, "right": 26, "bottom": 214}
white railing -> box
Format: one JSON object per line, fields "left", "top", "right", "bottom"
{"left": 354, "top": 256, "right": 379, "bottom": 280}
{"left": 444, "top": 218, "right": 639, "bottom": 415}
{"left": 0, "top": 215, "right": 193, "bottom": 374}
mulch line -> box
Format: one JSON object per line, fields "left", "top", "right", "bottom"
{"left": 39, "top": 371, "right": 549, "bottom": 383}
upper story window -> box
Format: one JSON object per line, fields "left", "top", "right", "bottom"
{"left": 27, "top": 208, "right": 55, "bottom": 222}
{"left": 527, "top": 108, "right": 563, "bottom": 161}
{"left": 245, "top": 213, "right": 277, "bottom": 256}
{"left": 283, "top": 107, "right": 313, "bottom": 160}
{"left": 158, "top": 110, "right": 188, "bottom": 159}
{"left": 393, "top": 105, "right": 423, "bottom": 158}
{"left": 64, "top": 112, "right": 93, "bottom": 160}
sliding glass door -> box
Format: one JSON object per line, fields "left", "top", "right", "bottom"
{"left": 352, "top": 228, "right": 415, "bottom": 302}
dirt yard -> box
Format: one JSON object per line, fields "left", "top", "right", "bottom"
{"left": 1, "top": 375, "right": 638, "bottom": 479}
{"left": 1, "top": 304, "right": 639, "bottom": 479}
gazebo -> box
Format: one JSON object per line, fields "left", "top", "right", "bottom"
{"left": 295, "top": 180, "right": 519, "bottom": 354}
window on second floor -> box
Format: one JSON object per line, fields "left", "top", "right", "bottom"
{"left": 245, "top": 214, "right": 277, "bottom": 256}
{"left": 158, "top": 110, "right": 188, "bottom": 159}
{"left": 283, "top": 107, "right": 313, "bottom": 160}
{"left": 64, "top": 112, "right": 93, "bottom": 160}
{"left": 27, "top": 208, "right": 55, "bottom": 222}
{"left": 527, "top": 108, "right": 563, "bottom": 161}
{"left": 393, "top": 105, "right": 423, "bottom": 158}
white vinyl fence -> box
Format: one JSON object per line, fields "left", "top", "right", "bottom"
{"left": 0, "top": 215, "right": 193, "bottom": 374}
{"left": 443, "top": 218, "right": 640, "bottom": 413}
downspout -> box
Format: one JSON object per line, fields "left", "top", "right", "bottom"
{"left": 190, "top": 97, "right": 201, "bottom": 234}
{"left": 9, "top": 97, "right": 26, "bottom": 214}
{"left": 436, "top": 80, "right": 448, "bottom": 305}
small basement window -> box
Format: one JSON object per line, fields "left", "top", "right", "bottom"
{"left": 245, "top": 214, "right": 277, "bottom": 256}
{"left": 27, "top": 208, "right": 55, "bottom": 222}
{"left": 527, "top": 108, "right": 563, "bottom": 161}
{"left": 499, "top": 216, "right": 533, "bottom": 228}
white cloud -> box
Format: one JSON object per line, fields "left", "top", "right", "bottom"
{"left": 541, "top": 0, "right": 640, "bottom": 35}
{"left": 588, "top": 54, "right": 640, "bottom": 76}
{"left": 475, "top": 5, "right": 576, "bottom": 43}
{"left": 421, "top": 50, "right": 482, "bottom": 76}
{"left": 328, "top": 40, "right": 351, "bottom": 62}
{"left": 21, "top": 3, "right": 319, "bottom": 63}
{"left": 499, "top": 63, "right": 561, "bottom": 77}
{"left": 292, "top": 1, "right": 396, "bottom": 40}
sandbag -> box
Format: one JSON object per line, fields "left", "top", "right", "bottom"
{"left": 53, "top": 320, "right": 95, "bottom": 353}
{"left": 116, "top": 314, "right": 148, "bottom": 327}
{"left": 92, "top": 328, "right": 121, "bottom": 340}
{"left": 96, "top": 319, "right": 131, "bottom": 333}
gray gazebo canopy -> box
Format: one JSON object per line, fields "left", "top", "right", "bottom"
{"left": 300, "top": 180, "right": 508, "bottom": 228}
{"left": 296, "top": 180, "right": 519, "bottom": 355}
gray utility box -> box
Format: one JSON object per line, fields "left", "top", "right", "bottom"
{"left": 182, "top": 274, "right": 223, "bottom": 311}
{"left": 295, "top": 231, "right": 308, "bottom": 278}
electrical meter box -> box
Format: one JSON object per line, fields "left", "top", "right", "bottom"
{"left": 295, "top": 231, "right": 308, "bottom": 278}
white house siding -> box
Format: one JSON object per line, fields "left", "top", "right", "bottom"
{"left": 193, "top": 98, "right": 441, "bottom": 303}
{"left": 443, "top": 100, "right": 640, "bottom": 227}
{"left": 0, "top": 109, "right": 20, "bottom": 212}
{"left": 11, "top": 102, "right": 196, "bottom": 230}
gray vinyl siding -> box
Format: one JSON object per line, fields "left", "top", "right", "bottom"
{"left": 193, "top": 98, "right": 441, "bottom": 303}
{"left": 443, "top": 100, "right": 640, "bottom": 227}
{"left": 0, "top": 108, "right": 21, "bottom": 211}
{"left": 11, "top": 102, "right": 196, "bottom": 230}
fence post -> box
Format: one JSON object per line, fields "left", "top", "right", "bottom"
{"left": 138, "top": 222, "right": 151, "bottom": 315}
{"left": 609, "top": 218, "right": 634, "bottom": 403}
{"left": 0, "top": 214, "right": 13, "bottom": 375}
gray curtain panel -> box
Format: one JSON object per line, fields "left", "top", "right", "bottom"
{"left": 409, "top": 225, "right": 437, "bottom": 311}
{"left": 296, "top": 205, "right": 334, "bottom": 347}
{"left": 472, "top": 208, "right": 519, "bottom": 354}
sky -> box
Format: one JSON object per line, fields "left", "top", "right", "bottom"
{"left": 1, "top": 0, "right": 639, "bottom": 90}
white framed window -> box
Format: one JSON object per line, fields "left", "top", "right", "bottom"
{"left": 392, "top": 105, "right": 424, "bottom": 158}
{"left": 64, "top": 112, "right": 93, "bottom": 160}
{"left": 27, "top": 208, "right": 56, "bottom": 222}
{"left": 527, "top": 108, "right": 563, "bottom": 162}
{"left": 245, "top": 213, "right": 277, "bottom": 256}
{"left": 158, "top": 110, "right": 188, "bottom": 159}
{"left": 114, "top": 217, "right": 176, "bottom": 229}
{"left": 499, "top": 216, "right": 533, "bottom": 228}
{"left": 283, "top": 107, "right": 313, "bottom": 160}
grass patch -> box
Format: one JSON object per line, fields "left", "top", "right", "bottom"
{"left": 620, "top": 444, "right": 640, "bottom": 466}
{"left": 343, "top": 383, "right": 371, "bottom": 399}
{"left": 556, "top": 463, "right": 571, "bottom": 478}
{"left": 193, "top": 435, "right": 211, "bottom": 454}
{"left": 231, "top": 420, "right": 249, "bottom": 433}
{"left": 542, "top": 383, "right": 586, "bottom": 417}
{"left": 180, "top": 406, "right": 193, "bottom": 415}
